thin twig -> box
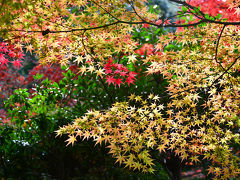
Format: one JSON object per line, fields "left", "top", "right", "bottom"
{"left": 211, "top": 55, "right": 240, "bottom": 87}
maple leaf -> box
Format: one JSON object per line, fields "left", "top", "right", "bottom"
{"left": 65, "top": 135, "right": 76, "bottom": 146}
{"left": 134, "top": 95, "right": 142, "bottom": 102}
{"left": 125, "top": 76, "right": 135, "bottom": 85}
{"left": 115, "top": 78, "right": 123, "bottom": 87}
{"left": 164, "top": 19, "right": 171, "bottom": 25}
{"left": 74, "top": 56, "right": 84, "bottom": 64}
{"left": 0, "top": 53, "right": 8, "bottom": 67}
{"left": 128, "top": 94, "right": 135, "bottom": 100}
{"left": 87, "top": 66, "right": 95, "bottom": 73}
{"left": 95, "top": 69, "right": 105, "bottom": 78}
{"left": 128, "top": 71, "right": 137, "bottom": 79}
{"left": 12, "top": 59, "right": 23, "bottom": 69}
{"left": 116, "top": 155, "right": 125, "bottom": 165}
{"left": 79, "top": 65, "right": 87, "bottom": 75}
{"left": 115, "top": 64, "right": 123, "bottom": 70}
{"left": 94, "top": 136, "right": 104, "bottom": 145}
{"left": 155, "top": 19, "right": 162, "bottom": 25}
{"left": 8, "top": 51, "right": 15, "bottom": 58}
{"left": 104, "top": 63, "right": 112, "bottom": 69}
{"left": 105, "top": 69, "right": 112, "bottom": 74}
{"left": 119, "top": 71, "right": 127, "bottom": 77}
{"left": 106, "top": 75, "right": 115, "bottom": 85}
{"left": 1, "top": 47, "right": 8, "bottom": 53}
{"left": 142, "top": 23, "right": 149, "bottom": 29}
{"left": 214, "top": 167, "right": 222, "bottom": 177}
{"left": 128, "top": 54, "right": 137, "bottom": 64}
{"left": 25, "top": 44, "right": 34, "bottom": 54}
{"left": 82, "top": 131, "right": 91, "bottom": 140}
{"left": 135, "top": 44, "right": 154, "bottom": 56}
{"left": 114, "top": 69, "right": 121, "bottom": 75}
{"left": 15, "top": 51, "right": 24, "bottom": 59}
{"left": 153, "top": 95, "right": 160, "bottom": 101}
{"left": 234, "top": 7, "right": 240, "bottom": 16}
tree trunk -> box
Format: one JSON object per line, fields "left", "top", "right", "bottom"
{"left": 163, "top": 155, "right": 182, "bottom": 180}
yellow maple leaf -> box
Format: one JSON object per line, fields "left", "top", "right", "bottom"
{"left": 65, "top": 135, "right": 76, "bottom": 146}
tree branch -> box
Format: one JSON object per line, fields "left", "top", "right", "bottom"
{"left": 211, "top": 55, "right": 240, "bottom": 87}
{"left": 214, "top": 25, "right": 227, "bottom": 71}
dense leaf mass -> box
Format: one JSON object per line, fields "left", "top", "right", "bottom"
{"left": 1, "top": 0, "right": 240, "bottom": 179}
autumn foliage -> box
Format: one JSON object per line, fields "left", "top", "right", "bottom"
{"left": 0, "top": 0, "right": 240, "bottom": 179}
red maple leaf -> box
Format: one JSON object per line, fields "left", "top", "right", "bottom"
{"left": 12, "top": 59, "right": 23, "bottom": 68}
{"left": 164, "top": 19, "right": 171, "bottom": 25}
{"left": 156, "top": 19, "right": 162, "bottom": 25}
{"left": 128, "top": 71, "right": 137, "bottom": 79}
{"left": 114, "top": 78, "right": 122, "bottom": 87}
{"left": 0, "top": 53, "right": 5, "bottom": 60}
{"left": 105, "top": 69, "right": 112, "bottom": 74}
{"left": 119, "top": 71, "right": 127, "bottom": 77}
{"left": 114, "top": 69, "right": 121, "bottom": 74}
{"left": 0, "top": 42, "right": 5, "bottom": 47}
{"left": 142, "top": 23, "right": 149, "bottom": 29}
{"left": 1, "top": 47, "right": 8, "bottom": 53}
{"left": 122, "top": 67, "right": 128, "bottom": 72}
{"left": 8, "top": 51, "right": 16, "bottom": 58}
{"left": 135, "top": 44, "right": 154, "bottom": 56}
{"left": 125, "top": 76, "right": 135, "bottom": 85}
{"left": 15, "top": 51, "right": 24, "bottom": 59}
{"left": 104, "top": 63, "right": 112, "bottom": 69}
{"left": 0, "top": 53, "right": 8, "bottom": 67}
{"left": 106, "top": 75, "right": 115, "bottom": 85}
{"left": 108, "top": 58, "right": 113, "bottom": 64}
{"left": 115, "top": 63, "right": 123, "bottom": 70}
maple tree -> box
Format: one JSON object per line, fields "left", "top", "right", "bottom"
{"left": 1, "top": 0, "right": 240, "bottom": 179}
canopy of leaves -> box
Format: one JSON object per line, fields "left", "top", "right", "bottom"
{"left": 1, "top": 0, "right": 240, "bottom": 179}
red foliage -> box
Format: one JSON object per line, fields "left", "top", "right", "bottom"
{"left": 104, "top": 59, "right": 136, "bottom": 87}
{"left": 0, "top": 45, "right": 79, "bottom": 124}
{"left": 0, "top": 109, "right": 10, "bottom": 125}
{"left": 142, "top": 23, "right": 150, "bottom": 29}
{"left": 187, "top": 0, "right": 240, "bottom": 21}
{"left": 175, "top": 0, "right": 240, "bottom": 32}
{"left": 27, "top": 64, "right": 65, "bottom": 84}
{"left": 0, "top": 66, "right": 25, "bottom": 102}
{"left": 0, "top": 42, "right": 24, "bottom": 68}
{"left": 0, "top": 42, "right": 26, "bottom": 123}
{"left": 135, "top": 44, "right": 154, "bottom": 56}
{"left": 27, "top": 64, "right": 79, "bottom": 83}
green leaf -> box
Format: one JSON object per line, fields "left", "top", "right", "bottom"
{"left": 33, "top": 73, "right": 43, "bottom": 80}
{"left": 182, "top": 6, "right": 188, "bottom": 13}
{"left": 216, "top": 14, "right": 222, "bottom": 19}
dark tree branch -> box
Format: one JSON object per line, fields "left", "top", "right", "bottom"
{"left": 214, "top": 25, "right": 227, "bottom": 71}
{"left": 3, "top": 19, "right": 240, "bottom": 36}
{"left": 211, "top": 55, "right": 240, "bottom": 87}
{"left": 2, "top": 0, "right": 240, "bottom": 37}
{"left": 126, "top": 0, "right": 146, "bottom": 23}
